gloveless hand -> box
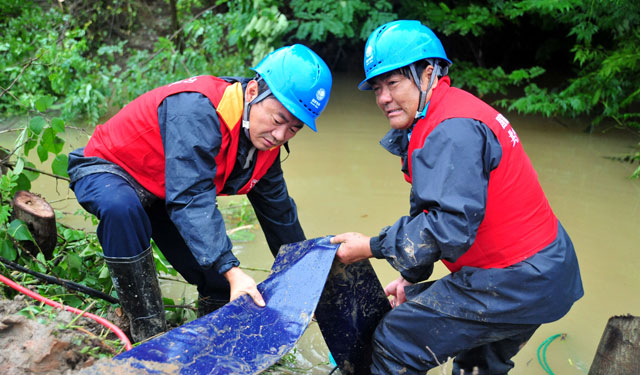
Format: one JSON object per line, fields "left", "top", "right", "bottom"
{"left": 384, "top": 276, "right": 413, "bottom": 307}
{"left": 224, "top": 266, "right": 265, "bottom": 307}
{"left": 330, "top": 232, "right": 373, "bottom": 264}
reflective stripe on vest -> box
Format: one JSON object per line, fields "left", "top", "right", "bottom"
{"left": 84, "top": 75, "right": 279, "bottom": 199}
{"left": 406, "top": 77, "right": 557, "bottom": 272}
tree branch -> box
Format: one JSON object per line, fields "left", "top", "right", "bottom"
{"left": 1, "top": 160, "right": 70, "bottom": 182}
{"left": 0, "top": 56, "right": 38, "bottom": 101}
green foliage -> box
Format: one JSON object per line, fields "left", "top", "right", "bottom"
{"left": 452, "top": 61, "right": 545, "bottom": 98}
{"left": 499, "top": 0, "right": 640, "bottom": 132}
{"left": 0, "top": 2, "right": 124, "bottom": 123}
{"left": 413, "top": 0, "right": 640, "bottom": 133}
{"left": 240, "top": 1, "right": 289, "bottom": 66}
{"left": 5, "top": 96, "right": 70, "bottom": 181}
{"left": 287, "top": 0, "right": 396, "bottom": 42}
{"left": 219, "top": 198, "right": 257, "bottom": 242}
{"left": 397, "top": 0, "right": 640, "bottom": 175}
{"left": 0, "top": 184, "right": 114, "bottom": 313}
{"left": 163, "top": 296, "right": 197, "bottom": 326}
{"left": 0, "top": 0, "right": 292, "bottom": 124}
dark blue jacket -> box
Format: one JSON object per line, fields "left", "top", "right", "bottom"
{"left": 68, "top": 78, "right": 305, "bottom": 274}
{"left": 370, "top": 118, "right": 583, "bottom": 324}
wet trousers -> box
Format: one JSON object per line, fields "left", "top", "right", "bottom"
{"left": 371, "top": 301, "right": 540, "bottom": 375}
{"left": 72, "top": 172, "right": 230, "bottom": 301}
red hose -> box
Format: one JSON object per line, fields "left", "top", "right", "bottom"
{"left": 0, "top": 272, "right": 132, "bottom": 351}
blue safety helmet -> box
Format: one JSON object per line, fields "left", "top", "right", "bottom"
{"left": 359, "top": 20, "right": 452, "bottom": 91}
{"left": 251, "top": 44, "right": 332, "bottom": 132}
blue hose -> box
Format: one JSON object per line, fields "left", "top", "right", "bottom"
{"left": 328, "top": 352, "right": 339, "bottom": 374}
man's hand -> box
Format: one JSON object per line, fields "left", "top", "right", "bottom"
{"left": 384, "top": 276, "right": 413, "bottom": 307}
{"left": 330, "top": 232, "right": 373, "bottom": 265}
{"left": 223, "top": 267, "right": 265, "bottom": 307}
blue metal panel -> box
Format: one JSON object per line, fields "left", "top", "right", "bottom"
{"left": 80, "top": 236, "right": 338, "bottom": 374}
{"left": 316, "top": 260, "right": 391, "bottom": 375}
{"left": 79, "top": 236, "right": 391, "bottom": 375}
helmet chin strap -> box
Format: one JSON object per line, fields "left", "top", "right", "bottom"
{"left": 410, "top": 61, "right": 441, "bottom": 119}
{"left": 242, "top": 76, "right": 272, "bottom": 136}
{"left": 242, "top": 76, "right": 272, "bottom": 169}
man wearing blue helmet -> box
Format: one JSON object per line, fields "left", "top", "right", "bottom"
{"left": 66, "top": 44, "right": 332, "bottom": 342}
{"left": 331, "top": 20, "right": 582, "bottom": 374}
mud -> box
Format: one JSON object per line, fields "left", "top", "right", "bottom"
{"left": 0, "top": 296, "right": 125, "bottom": 375}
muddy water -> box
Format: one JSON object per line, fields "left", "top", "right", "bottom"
{"left": 2, "top": 74, "right": 639, "bottom": 374}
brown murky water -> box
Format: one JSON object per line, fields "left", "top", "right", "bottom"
{"left": 2, "top": 74, "right": 639, "bottom": 374}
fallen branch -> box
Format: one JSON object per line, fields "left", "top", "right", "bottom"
{"left": 227, "top": 224, "right": 253, "bottom": 235}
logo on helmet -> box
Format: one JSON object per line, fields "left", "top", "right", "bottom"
{"left": 365, "top": 45, "right": 374, "bottom": 66}
{"left": 316, "top": 88, "right": 326, "bottom": 101}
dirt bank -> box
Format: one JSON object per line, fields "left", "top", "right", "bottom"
{"left": 0, "top": 296, "right": 126, "bottom": 375}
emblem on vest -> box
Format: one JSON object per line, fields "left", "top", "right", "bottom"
{"left": 495, "top": 113, "right": 520, "bottom": 147}
{"left": 249, "top": 178, "right": 259, "bottom": 190}
{"left": 496, "top": 113, "right": 510, "bottom": 129}
{"left": 169, "top": 77, "right": 198, "bottom": 86}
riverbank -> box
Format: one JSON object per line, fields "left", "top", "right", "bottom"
{"left": 0, "top": 296, "right": 126, "bottom": 375}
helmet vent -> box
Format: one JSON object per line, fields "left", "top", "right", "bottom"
{"left": 366, "top": 60, "right": 383, "bottom": 73}
{"left": 376, "top": 25, "right": 388, "bottom": 37}
{"left": 299, "top": 99, "right": 319, "bottom": 116}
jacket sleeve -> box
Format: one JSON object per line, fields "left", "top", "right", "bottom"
{"left": 370, "top": 118, "right": 502, "bottom": 283}
{"left": 158, "top": 92, "right": 239, "bottom": 274}
{"left": 247, "top": 154, "right": 306, "bottom": 257}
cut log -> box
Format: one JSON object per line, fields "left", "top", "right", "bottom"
{"left": 10, "top": 190, "right": 57, "bottom": 260}
{"left": 589, "top": 314, "right": 640, "bottom": 374}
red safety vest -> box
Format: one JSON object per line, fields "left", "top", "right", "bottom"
{"left": 84, "top": 76, "right": 280, "bottom": 199}
{"left": 406, "top": 77, "right": 557, "bottom": 272}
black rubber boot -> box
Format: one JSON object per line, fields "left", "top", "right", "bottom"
{"left": 104, "top": 247, "right": 167, "bottom": 342}
{"left": 197, "top": 294, "right": 228, "bottom": 317}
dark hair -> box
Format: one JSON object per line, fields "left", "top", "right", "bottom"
{"left": 255, "top": 74, "right": 274, "bottom": 100}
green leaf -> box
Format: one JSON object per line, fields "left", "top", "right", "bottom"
{"left": 51, "top": 117, "right": 65, "bottom": 133}
{"left": 35, "top": 96, "right": 55, "bottom": 112}
{"left": 37, "top": 145, "right": 49, "bottom": 163}
{"left": 22, "top": 161, "right": 40, "bottom": 182}
{"left": 8, "top": 219, "right": 34, "bottom": 242}
{"left": 83, "top": 274, "right": 98, "bottom": 287}
{"left": 51, "top": 154, "right": 69, "bottom": 177}
{"left": 61, "top": 295, "right": 83, "bottom": 308}
{"left": 0, "top": 204, "right": 11, "bottom": 226}
{"left": 66, "top": 252, "right": 83, "bottom": 271}
{"left": 0, "top": 238, "right": 18, "bottom": 261}
{"left": 40, "top": 128, "right": 65, "bottom": 154}
{"left": 13, "top": 157, "right": 24, "bottom": 175}
{"left": 24, "top": 138, "right": 37, "bottom": 156}
{"left": 98, "top": 264, "right": 110, "bottom": 279}
{"left": 62, "top": 227, "right": 85, "bottom": 241}
{"left": 29, "top": 116, "right": 47, "bottom": 135}
{"left": 13, "top": 173, "right": 31, "bottom": 195}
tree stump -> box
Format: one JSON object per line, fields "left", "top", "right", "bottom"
{"left": 10, "top": 191, "right": 57, "bottom": 260}
{"left": 0, "top": 147, "right": 9, "bottom": 175}
{"left": 0, "top": 147, "right": 8, "bottom": 203}
{"left": 589, "top": 315, "right": 640, "bottom": 374}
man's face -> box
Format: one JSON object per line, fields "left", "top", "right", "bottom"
{"left": 248, "top": 97, "right": 302, "bottom": 151}
{"left": 371, "top": 73, "right": 420, "bottom": 130}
